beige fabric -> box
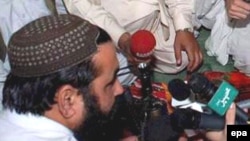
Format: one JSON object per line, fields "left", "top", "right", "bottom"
{"left": 63, "top": 0, "right": 194, "bottom": 73}
{"left": 91, "top": 0, "right": 101, "bottom": 5}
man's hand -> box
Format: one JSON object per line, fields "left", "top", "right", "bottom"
{"left": 118, "top": 32, "right": 138, "bottom": 65}
{"left": 226, "top": 0, "right": 250, "bottom": 19}
{"left": 205, "top": 103, "right": 236, "bottom": 141}
{"left": 174, "top": 31, "right": 203, "bottom": 72}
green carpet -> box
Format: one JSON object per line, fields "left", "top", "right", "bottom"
{"left": 153, "top": 28, "right": 235, "bottom": 83}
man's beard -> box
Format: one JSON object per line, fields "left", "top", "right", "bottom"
{"left": 73, "top": 92, "right": 123, "bottom": 141}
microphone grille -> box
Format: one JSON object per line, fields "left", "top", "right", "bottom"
{"left": 188, "top": 73, "right": 209, "bottom": 93}
{"left": 130, "top": 30, "right": 156, "bottom": 60}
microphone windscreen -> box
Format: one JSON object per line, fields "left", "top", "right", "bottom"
{"left": 168, "top": 79, "right": 190, "bottom": 101}
{"left": 188, "top": 73, "right": 208, "bottom": 93}
{"left": 130, "top": 30, "right": 156, "bottom": 60}
{"left": 188, "top": 73, "right": 217, "bottom": 100}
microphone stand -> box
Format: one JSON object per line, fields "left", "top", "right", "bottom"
{"left": 137, "top": 62, "right": 167, "bottom": 141}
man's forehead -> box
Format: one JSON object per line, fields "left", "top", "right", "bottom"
{"left": 93, "top": 43, "right": 118, "bottom": 74}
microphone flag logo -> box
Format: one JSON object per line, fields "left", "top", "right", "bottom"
{"left": 208, "top": 81, "right": 238, "bottom": 116}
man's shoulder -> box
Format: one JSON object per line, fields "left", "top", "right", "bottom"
{"left": 0, "top": 110, "right": 77, "bottom": 141}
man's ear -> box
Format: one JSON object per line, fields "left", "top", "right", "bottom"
{"left": 56, "top": 85, "right": 78, "bottom": 119}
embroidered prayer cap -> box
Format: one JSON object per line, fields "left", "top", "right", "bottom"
{"left": 8, "top": 14, "right": 99, "bottom": 77}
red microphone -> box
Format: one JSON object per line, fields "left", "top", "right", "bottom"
{"left": 130, "top": 30, "right": 156, "bottom": 61}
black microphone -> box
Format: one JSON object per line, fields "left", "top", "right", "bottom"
{"left": 168, "top": 79, "right": 190, "bottom": 101}
{"left": 170, "top": 108, "right": 225, "bottom": 132}
{"left": 168, "top": 79, "right": 206, "bottom": 111}
{"left": 188, "top": 73, "right": 249, "bottom": 122}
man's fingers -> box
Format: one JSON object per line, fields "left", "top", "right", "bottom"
{"left": 187, "top": 49, "right": 202, "bottom": 72}
{"left": 199, "top": 51, "right": 203, "bottom": 64}
{"left": 187, "top": 51, "right": 195, "bottom": 72}
{"left": 226, "top": 103, "right": 236, "bottom": 125}
{"left": 227, "top": 0, "right": 250, "bottom": 19}
{"left": 237, "top": 0, "right": 250, "bottom": 11}
{"left": 229, "top": 9, "right": 249, "bottom": 19}
{"left": 174, "top": 45, "right": 182, "bottom": 66}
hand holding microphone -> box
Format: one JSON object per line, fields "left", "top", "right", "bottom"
{"left": 205, "top": 103, "right": 237, "bottom": 141}
{"left": 188, "top": 73, "right": 249, "bottom": 123}
{"left": 168, "top": 77, "right": 247, "bottom": 133}
{"left": 170, "top": 103, "right": 237, "bottom": 141}
{"left": 119, "top": 30, "right": 156, "bottom": 65}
